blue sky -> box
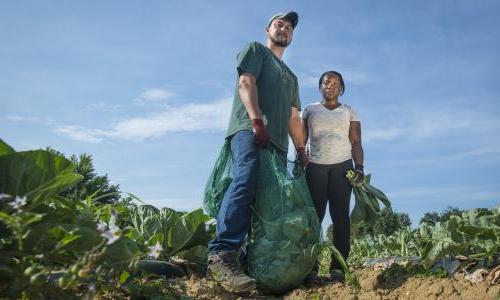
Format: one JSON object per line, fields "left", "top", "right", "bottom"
{"left": 1, "top": 1, "right": 499, "bottom": 228}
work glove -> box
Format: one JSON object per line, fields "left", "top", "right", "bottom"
{"left": 352, "top": 163, "right": 365, "bottom": 186}
{"left": 251, "top": 119, "right": 270, "bottom": 147}
{"left": 296, "top": 147, "right": 309, "bottom": 168}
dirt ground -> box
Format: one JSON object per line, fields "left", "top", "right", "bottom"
{"left": 166, "top": 268, "right": 500, "bottom": 300}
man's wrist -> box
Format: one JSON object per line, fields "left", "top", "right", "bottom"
{"left": 355, "top": 163, "right": 364, "bottom": 173}
{"left": 251, "top": 118, "right": 264, "bottom": 127}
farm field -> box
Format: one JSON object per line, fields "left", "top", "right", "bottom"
{"left": 0, "top": 140, "right": 498, "bottom": 299}
{"left": 108, "top": 267, "right": 498, "bottom": 300}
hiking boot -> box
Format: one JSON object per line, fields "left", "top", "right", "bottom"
{"left": 330, "top": 268, "right": 345, "bottom": 283}
{"left": 207, "top": 251, "right": 256, "bottom": 293}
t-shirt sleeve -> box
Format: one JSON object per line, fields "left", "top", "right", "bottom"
{"left": 291, "top": 76, "right": 301, "bottom": 110}
{"left": 350, "top": 107, "right": 360, "bottom": 122}
{"left": 236, "top": 42, "right": 263, "bottom": 78}
{"left": 301, "top": 105, "right": 308, "bottom": 120}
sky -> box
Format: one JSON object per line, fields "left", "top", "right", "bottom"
{"left": 1, "top": 1, "right": 499, "bottom": 229}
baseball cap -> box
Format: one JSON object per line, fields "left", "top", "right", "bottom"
{"left": 267, "top": 11, "right": 299, "bottom": 29}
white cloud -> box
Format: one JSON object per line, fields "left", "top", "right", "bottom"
{"left": 135, "top": 88, "right": 176, "bottom": 104}
{"left": 362, "top": 103, "right": 500, "bottom": 142}
{"left": 54, "top": 98, "right": 232, "bottom": 142}
{"left": 54, "top": 126, "right": 106, "bottom": 143}
{"left": 7, "top": 115, "right": 40, "bottom": 122}
{"left": 85, "top": 102, "right": 124, "bottom": 111}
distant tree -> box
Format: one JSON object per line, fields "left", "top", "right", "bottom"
{"left": 419, "top": 211, "right": 441, "bottom": 226}
{"left": 419, "top": 206, "right": 465, "bottom": 225}
{"left": 349, "top": 208, "right": 412, "bottom": 239}
{"left": 59, "top": 153, "right": 120, "bottom": 204}
{"left": 440, "top": 206, "right": 466, "bottom": 221}
{"left": 373, "top": 207, "right": 412, "bottom": 236}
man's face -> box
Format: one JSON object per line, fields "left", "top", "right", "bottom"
{"left": 267, "top": 18, "right": 294, "bottom": 47}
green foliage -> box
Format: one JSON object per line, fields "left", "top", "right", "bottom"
{"left": 346, "top": 172, "right": 392, "bottom": 232}
{"left": 59, "top": 153, "right": 120, "bottom": 204}
{"left": 419, "top": 207, "right": 500, "bottom": 268}
{"left": 0, "top": 139, "right": 15, "bottom": 155}
{"left": 0, "top": 140, "right": 214, "bottom": 299}
{"left": 318, "top": 242, "right": 360, "bottom": 291}
{"left": 128, "top": 204, "right": 215, "bottom": 259}
{"left": 349, "top": 206, "right": 499, "bottom": 272}
{"left": 350, "top": 208, "right": 411, "bottom": 239}
{"left": 373, "top": 207, "right": 411, "bottom": 237}
{"left": 420, "top": 206, "right": 466, "bottom": 226}
{"left": 0, "top": 149, "right": 83, "bottom": 204}
{"left": 349, "top": 227, "right": 422, "bottom": 267}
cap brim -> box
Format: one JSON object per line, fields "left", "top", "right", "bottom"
{"left": 268, "top": 11, "right": 299, "bottom": 29}
{"left": 281, "top": 12, "right": 298, "bottom": 28}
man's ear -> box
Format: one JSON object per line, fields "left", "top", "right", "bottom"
{"left": 265, "top": 26, "right": 269, "bottom": 33}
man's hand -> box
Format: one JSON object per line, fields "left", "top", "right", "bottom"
{"left": 352, "top": 163, "right": 365, "bottom": 186}
{"left": 251, "top": 119, "right": 270, "bottom": 147}
{"left": 296, "top": 147, "right": 309, "bottom": 167}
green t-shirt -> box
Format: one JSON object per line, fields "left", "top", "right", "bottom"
{"left": 226, "top": 41, "right": 301, "bottom": 152}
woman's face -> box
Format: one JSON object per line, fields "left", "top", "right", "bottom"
{"left": 320, "top": 74, "right": 342, "bottom": 100}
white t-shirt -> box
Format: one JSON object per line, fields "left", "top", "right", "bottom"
{"left": 302, "top": 102, "right": 360, "bottom": 165}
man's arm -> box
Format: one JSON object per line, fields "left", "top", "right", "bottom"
{"left": 238, "top": 72, "right": 261, "bottom": 119}
{"left": 289, "top": 107, "right": 304, "bottom": 149}
{"left": 239, "top": 72, "right": 269, "bottom": 147}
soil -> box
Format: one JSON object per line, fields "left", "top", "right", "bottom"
{"left": 161, "top": 268, "right": 500, "bottom": 300}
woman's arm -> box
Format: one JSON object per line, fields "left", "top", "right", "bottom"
{"left": 302, "top": 117, "right": 309, "bottom": 149}
{"left": 349, "top": 121, "right": 364, "bottom": 167}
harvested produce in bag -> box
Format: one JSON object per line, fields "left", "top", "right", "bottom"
{"left": 203, "top": 144, "right": 320, "bottom": 293}
{"left": 247, "top": 149, "right": 320, "bottom": 293}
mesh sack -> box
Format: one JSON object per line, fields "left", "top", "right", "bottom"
{"left": 248, "top": 148, "right": 320, "bottom": 293}
{"left": 203, "top": 140, "right": 232, "bottom": 218}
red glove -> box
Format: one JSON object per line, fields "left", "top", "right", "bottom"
{"left": 251, "top": 119, "right": 270, "bottom": 147}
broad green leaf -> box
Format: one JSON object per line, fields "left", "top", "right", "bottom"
{"left": 164, "top": 208, "right": 213, "bottom": 256}
{"left": 101, "top": 237, "right": 140, "bottom": 269}
{"left": 0, "top": 139, "right": 15, "bottom": 156}
{"left": 0, "top": 150, "right": 83, "bottom": 202}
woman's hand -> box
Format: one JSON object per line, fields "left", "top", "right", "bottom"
{"left": 296, "top": 147, "right": 309, "bottom": 168}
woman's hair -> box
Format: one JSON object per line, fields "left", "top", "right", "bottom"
{"left": 318, "top": 71, "right": 345, "bottom": 96}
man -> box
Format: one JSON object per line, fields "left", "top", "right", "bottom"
{"left": 207, "top": 12, "right": 307, "bottom": 293}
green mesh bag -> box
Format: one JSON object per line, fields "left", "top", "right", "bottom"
{"left": 248, "top": 149, "right": 320, "bottom": 294}
{"left": 203, "top": 143, "right": 320, "bottom": 293}
{"left": 203, "top": 140, "right": 232, "bottom": 218}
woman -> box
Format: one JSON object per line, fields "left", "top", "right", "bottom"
{"left": 302, "top": 71, "right": 365, "bottom": 282}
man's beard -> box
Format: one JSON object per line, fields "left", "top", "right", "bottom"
{"left": 270, "top": 34, "right": 290, "bottom": 47}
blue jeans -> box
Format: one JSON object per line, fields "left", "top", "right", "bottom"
{"left": 208, "top": 130, "right": 259, "bottom": 253}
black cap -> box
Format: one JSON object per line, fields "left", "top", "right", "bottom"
{"left": 267, "top": 11, "right": 299, "bottom": 29}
